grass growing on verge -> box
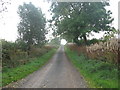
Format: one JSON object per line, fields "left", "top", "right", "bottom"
{"left": 2, "top": 48, "right": 57, "bottom": 87}
{"left": 65, "top": 46, "right": 118, "bottom": 88}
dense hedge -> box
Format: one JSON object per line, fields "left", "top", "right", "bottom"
{"left": 1, "top": 39, "right": 53, "bottom": 70}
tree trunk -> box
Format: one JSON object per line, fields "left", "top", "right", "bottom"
{"left": 83, "top": 34, "right": 87, "bottom": 45}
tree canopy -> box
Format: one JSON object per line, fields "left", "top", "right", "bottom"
{"left": 17, "top": 2, "right": 47, "bottom": 50}
{"left": 50, "top": 1, "right": 114, "bottom": 45}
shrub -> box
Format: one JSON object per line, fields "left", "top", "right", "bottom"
{"left": 1, "top": 39, "right": 54, "bottom": 70}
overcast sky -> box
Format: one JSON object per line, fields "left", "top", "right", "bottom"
{"left": 0, "top": 0, "right": 120, "bottom": 42}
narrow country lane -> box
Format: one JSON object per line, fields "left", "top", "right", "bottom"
{"left": 9, "top": 46, "right": 88, "bottom": 88}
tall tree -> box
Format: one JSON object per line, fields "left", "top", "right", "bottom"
{"left": 17, "top": 2, "right": 47, "bottom": 51}
{"left": 50, "top": 1, "right": 114, "bottom": 45}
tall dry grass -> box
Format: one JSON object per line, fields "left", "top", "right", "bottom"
{"left": 67, "top": 37, "right": 119, "bottom": 64}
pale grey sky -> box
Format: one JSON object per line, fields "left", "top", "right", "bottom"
{"left": 0, "top": 0, "right": 119, "bottom": 42}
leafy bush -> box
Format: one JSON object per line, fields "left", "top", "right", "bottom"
{"left": 29, "top": 46, "right": 52, "bottom": 58}
{"left": 1, "top": 39, "right": 54, "bottom": 70}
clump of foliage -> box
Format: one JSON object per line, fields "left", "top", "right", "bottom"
{"left": 1, "top": 39, "right": 53, "bottom": 71}
{"left": 2, "top": 39, "right": 27, "bottom": 68}
{"left": 48, "top": 37, "right": 60, "bottom": 46}
{"left": 17, "top": 2, "right": 47, "bottom": 52}
{"left": 76, "top": 38, "right": 100, "bottom": 46}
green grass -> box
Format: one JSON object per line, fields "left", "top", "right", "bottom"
{"left": 2, "top": 48, "right": 57, "bottom": 87}
{"left": 65, "top": 46, "right": 118, "bottom": 88}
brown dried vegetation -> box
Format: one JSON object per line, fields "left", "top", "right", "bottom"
{"left": 67, "top": 38, "right": 119, "bottom": 64}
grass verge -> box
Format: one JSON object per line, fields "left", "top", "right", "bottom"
{"left": 2, "top": 48, "right": 57, "bottom": 87}
{"left": 65, "top": 46, "right": 118, "bottom": 88}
